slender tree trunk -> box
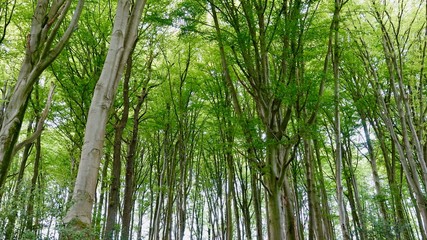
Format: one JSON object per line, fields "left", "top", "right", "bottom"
{"left": 121, "top": 74, "right": 149, "bottom": 240}
{"left": 225, "top": 147, "right": 234, "bottom": 240}
{"left": 104, "top": 40, "right": 135, "bottom": 240}
{"left": 63, "top": 0, "right": 146, "bottom": 235}
{"left": 360, "top": 112, "right": 389, "bottom": 221}
{"left": 304, "top": 140, "right": 322, "bottom": 240}
{"left": 342, "top": 150, "right": 362, "bottom": 240}
{"left": 4, "top": 120, "right": 34, "bottom": 239}
{"left": 332, "top": 1, "right": 349, "bottom": 239}
{"left": 380, "top": 119, "right": 414, "bottom": 239}
{"left": 25, "top": 135, "right": 41, "bottom": 232}
{"left": 314, "top": 139, "right": 335, "bottom": 239}
{"left": 250, "top": 165, "right": 263, "bottom": 240}
{"left": 150, "top": 119, "right": 171, "bottom": 240}
{"left": 93, "top": 149, "right": 111, "bottom": 238}
{"left": 369, "top": 7, "right": 427, "bottom": 235}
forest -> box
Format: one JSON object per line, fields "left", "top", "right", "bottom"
{"left": 0, "top": 0, "right": 426, "bottom": 239}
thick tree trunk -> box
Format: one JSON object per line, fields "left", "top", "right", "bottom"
{"left": 265, "top": 140, "right": 286, "bottom": 240}
{"left": 62, "top": 0, "right": 146, "bottom": 235}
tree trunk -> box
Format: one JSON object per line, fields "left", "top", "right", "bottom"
{"left": 332, "top": 1, "right": 349, "bottom": 239}
{"left": 250, "top": 165, "right": 263, "bottom": 240}
{"left": 104, "top": 40, "right": 134, "bottom": 240}
{"left": 304, "top": 140, "right": 322, "bottom": 240}
{"left": 150, "top": 118, "right": 171, "bottom": 240}
{"left": 265, "top": 140, "right": 286, "bottom": 240}
{"left": 314, "top": 139, "right": 335, "bottom": 239}
{"left": 93, "top": 149, "right": 111, "bottom": 238}
{"left": 4, "top": 119, "right": 34, "bottom": 239}
{"left": 25, "top": 135, "right": 41, "bottom": 232}
{"left": 121, "top": 70, "right": 149, "bottom": 240}
{"left": 62, "top": 0, "right": 146, "bottom": 235}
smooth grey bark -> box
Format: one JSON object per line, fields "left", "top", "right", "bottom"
{"left": 0, "top": 0, "right": 84, "bottom": 190}
{"left": 63, "top": 0, "right": 146, "bottom": 233}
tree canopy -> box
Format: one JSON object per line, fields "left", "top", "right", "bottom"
{"left": 0, "top": 0, "right": 426, "bottom": 239}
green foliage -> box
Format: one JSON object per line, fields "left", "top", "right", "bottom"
{"left": 0, "top": 0, "right": 426, "bottom": 239}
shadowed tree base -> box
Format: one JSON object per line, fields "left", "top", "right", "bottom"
{"left": 60, "top": 219, "right": 96, "bottom": 240}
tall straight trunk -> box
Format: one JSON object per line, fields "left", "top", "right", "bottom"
{"left": 358, "top": 38, "right": 423, "bottom": 239}
{"left": 225, "top": 149, "right": 234, "bottom": 240}
{"left": 63, "top": 0, "right": 146, "bottom": 234}
{"left": 104, "top": 40, "right": 134, "bottom": 240}
{"left": 234, "top": 178, "right": 243, "bottom": 240}
{"left": 304, "top": 140, "right": 322, "bottom": 240}
{"left": 265, "top": 140, "right": 286, "bottom": 240}
{"left": 332, "top": 1, "right": 349, "bottom": 239}
{"left": 25, "top": 135, "right": 41, "bottom": 232}
{"left": 360, "top": 111, "right": 389, "bottom": 221}
{"left": 173, "top": 57, "right": 194, "bottom": 240}
{"left": 163, "top": 152, "right": 177, "bottom": 240}
{"left": 250, "top": 165, "right": 263, "bottom": 240}
{"left": 314, "top": 139, "right": 335, "bottom": 239}
{"left": 211, "top": 1, "right": 283, "bottom": 240}
{"left": 93, "top": 150, "right": 111, "bottom": 238}
{"left": 342, "top": 150, "right": 363, "bottom": 240}
{"left": 150, "top": 120, "right": 171, "bottom": 240}
{"left": 374, "top": 118, "right": 413, "bottom": 239}
{"left": 121, "top": 77, "right": 148, "bottom": 240}
{"left": 236, "top": 163, "right": 250, "bottom": 240}
{"left": 0, "top": 0, "right": 83, "bottom": 189}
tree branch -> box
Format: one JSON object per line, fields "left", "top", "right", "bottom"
{"left": 12, "top": 83, "right": 56, "bottom": 157}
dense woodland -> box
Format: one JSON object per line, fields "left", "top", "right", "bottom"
{"left": 0, "top": 0, "right": 426, "bottom": 239}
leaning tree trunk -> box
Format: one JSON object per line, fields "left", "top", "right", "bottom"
{"left": 62, "top": 0, "right": 146, "bottom": 235}
{"left": 0, "top": 0, "right": 83, "bottom": 190}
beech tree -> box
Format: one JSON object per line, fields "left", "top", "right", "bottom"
{"left": 0, "top": 0, "right": 425, "bottom": 239}
{"left": 62, "top": 0, "right": 146, "bottom": 235}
